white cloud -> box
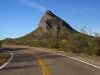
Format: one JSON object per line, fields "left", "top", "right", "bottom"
{"left": 67, "top": 9, "right": 91, "bottom": 14}
{"left": 3, "top": 24, "right": 7, "bottom": 26}
{"left": 3, "top": 23, "right": 16, "bottom": 26}
{"left": 20, "top": 0, "right": 46, "bottom": 11}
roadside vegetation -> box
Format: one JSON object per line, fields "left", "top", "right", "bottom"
{"left": 2, "top": 27, "right": 100, "bottom": 57}
{"left": 0, "top": 48, "right": 10, "bottom": 66}
{"left": 0, "top": 39, "right": 10, "bottom": 66}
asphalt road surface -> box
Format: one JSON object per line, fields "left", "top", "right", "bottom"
{"left": 0, "top": 45, "right": 100, "bottom": 75}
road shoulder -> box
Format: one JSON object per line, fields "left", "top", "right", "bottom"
{"left": 0, "top": 48, "right": 12, "bottom": 69}
{"left": 2, "top": 45, "right": 100, "bottom": 68}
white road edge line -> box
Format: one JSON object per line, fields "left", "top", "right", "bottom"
{"left": 0, "top": 50, "right": 13, "bottom": 69}
{"left": 55, "top": 53, "right": 100, "bottom": 69}
{"left": 37, "top": 49, "right": 100, "bottom": 69}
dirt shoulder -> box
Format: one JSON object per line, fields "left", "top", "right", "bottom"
{"left": 0, "top": 48, "right": 11, "bottom": 66}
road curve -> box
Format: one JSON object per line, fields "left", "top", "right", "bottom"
{"left": 0, "top": 45, "right": 100, "bottom": 75}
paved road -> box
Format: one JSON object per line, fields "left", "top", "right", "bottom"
{"left": 0, "top": 45, "right": 100, "bottom": 75}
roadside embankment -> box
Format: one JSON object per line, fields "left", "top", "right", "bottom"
{"left": 0, "top": 48, "right": 11, "bottom": 66}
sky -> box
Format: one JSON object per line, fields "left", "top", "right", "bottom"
{"left": 0, "top": 0, "right": 100, "bottom": 40}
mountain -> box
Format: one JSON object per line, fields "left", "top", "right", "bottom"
{"left": 34, "top": 10, "right": 77, "bottom": 36}
{"left": 3, "top": 10, "right": 78, "bottom": 45}
{"left": 3, "top": 10, "right": 100, "bottom": 56}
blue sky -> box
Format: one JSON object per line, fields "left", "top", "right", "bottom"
{"left": 0, "top": 0, "right": 100, "bottom": 40}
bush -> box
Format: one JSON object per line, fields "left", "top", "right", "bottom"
{"left": 67, "top": 33, "right": 89, "bottom": 53}
{"left": 90, "top": 38, "right": 100, "bottom": 56}
{"left": 47, "top": 38, "right": 59, "bottom": 48}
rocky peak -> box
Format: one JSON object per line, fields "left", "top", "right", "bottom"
{"left": 45, "top": 10, "right": 57, "bottom": 17}
{"left": 35, "top": 10, "right": 77, "bottom": 36}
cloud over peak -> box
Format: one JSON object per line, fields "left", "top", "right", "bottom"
{"left": 20, "top": 0, "right": 46, "bottom": 11}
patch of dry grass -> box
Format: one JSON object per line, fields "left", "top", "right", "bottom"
{"left": 0, "top": 49, "right": 10, "bottom": 66}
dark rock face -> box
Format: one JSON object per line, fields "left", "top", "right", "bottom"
{"left": 34, "top": 10, "right": 77, "bottom": 36}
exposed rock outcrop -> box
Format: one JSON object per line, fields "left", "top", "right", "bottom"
{"left": 34, "top": 10, "right": 77, "bottom": 36}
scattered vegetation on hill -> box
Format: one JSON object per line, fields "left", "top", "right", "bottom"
{"left": 67, "top": 27, "right": 100, "bottom": 56}
{"left": 2, "top": 27, "right": 100, "bottom": 56}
